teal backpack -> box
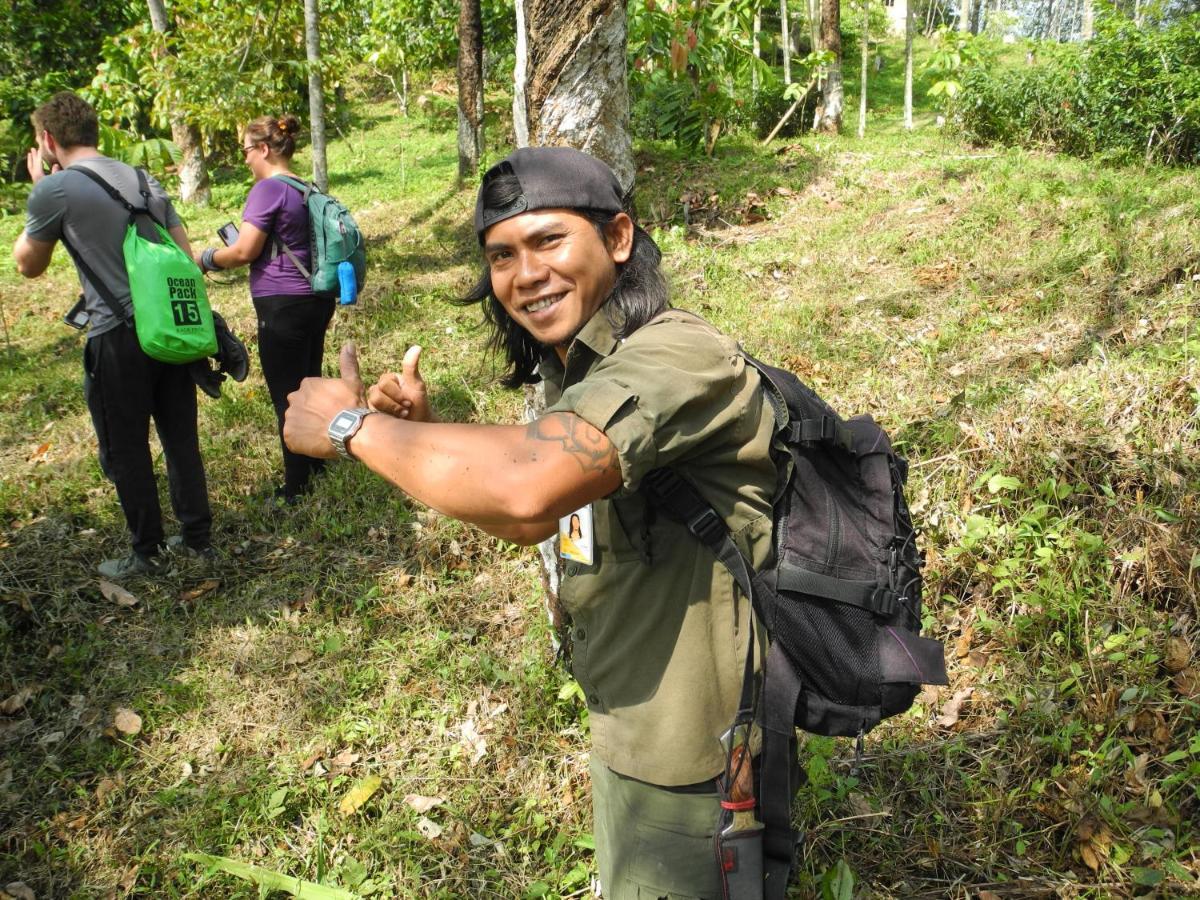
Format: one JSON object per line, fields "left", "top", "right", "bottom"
{"left": 271, "top": 175, "right": 366, "bottom": 296}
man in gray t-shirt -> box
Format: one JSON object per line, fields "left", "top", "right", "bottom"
{"left": 24, "top": 155, "right": 182, "bottom": 337}
{"left": 13, "top": 92, "right": 213, "bottom": 578}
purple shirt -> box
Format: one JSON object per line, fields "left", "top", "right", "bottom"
{"left": 242, "top": 176, "right": 314, "bottom": 298}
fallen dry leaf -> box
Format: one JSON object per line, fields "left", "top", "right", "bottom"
{"left": 112, "top": 708, "right": 141, "bottom": 736}
{"left": 95, "top": 777, "right": 120, "bottom": 803}
{"left": 1164, "top": 637, "right": 1191, "bottom": 673}
{"left": 285, "top": 649, "right": 313, "bottom": 667}
{"left": 936, "top": 687, "right": 974, "bottom": 727}
{"left": 978, "top": 892, "right": 1002, "bottom": 900}
{"left": 1, "top": 686, "right": 37, "bottom": 715}
{"left": 955, "top": 626, "right": 975, "bottom": 659}
{"left": 178, "top": 579, "right": 220, "bottom": 604}
{"left": 459, "top": 718, "right": 487, "bottom": 764}
{"left": 404, "top": 794, "right": 446, "bottom": 814}
{"left": 99, "top": 579, "right": 138, "bottom": 608}
{"left": 4, "top": 882, "right": 36, "bottom": 900}
{"left": 28, "top": 441, "right": 51, "bottom": 463}
{"left": 1075, "top": 816, "right": 1113, "bottom": 872}
{"left": 1172, "top": 667, "right": 1200, "bottom": 700}
{"left": 1125, "top": 753, "right": 1150, "bottom": 793}
{"left": 967, "top": 650, "right": 990, "bottom": 668}
{"left": 338, "top": 775, "right": 382, "bottom": 815}
{"left": 416, "top": 816, "right": 442, "bottom": 839}
{"left": 329, "top": 749, "right": 360, "bottom": 774}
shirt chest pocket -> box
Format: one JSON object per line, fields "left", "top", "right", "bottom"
{"left": 597, "top": 495, "right": 660, "bottom": 564}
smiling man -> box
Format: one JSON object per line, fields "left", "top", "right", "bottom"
{"left": 282, "top": 147, "right": 777, "bottom": 898}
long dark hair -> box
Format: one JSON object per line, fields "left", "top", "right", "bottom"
{"left": 458, "top": 173, "right": 670, "bottom": 388}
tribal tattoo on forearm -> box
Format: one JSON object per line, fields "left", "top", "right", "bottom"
{"left": 526, "top": 413, "right": 619, "bottom": 474}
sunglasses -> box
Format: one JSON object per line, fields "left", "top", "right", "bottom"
{"left": 241, "top": 143, "right": 260, "bottom": 156}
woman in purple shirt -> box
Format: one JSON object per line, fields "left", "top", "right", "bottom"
{"left": 196, "top": 114, "right": 335, "bottom": 504}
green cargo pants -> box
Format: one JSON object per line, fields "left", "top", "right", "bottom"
{"left": 590, "top": 755, "right": 724, "bottom": 900}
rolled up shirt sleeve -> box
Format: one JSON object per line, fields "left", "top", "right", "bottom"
{"left": 545, "top": 317, "right": 751, "bottom": 492}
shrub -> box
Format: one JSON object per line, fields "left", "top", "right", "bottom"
{"left": 956, "top": 11, "right": 1200, "bottom": 164}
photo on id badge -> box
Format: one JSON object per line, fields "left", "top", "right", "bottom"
{"left": 559, "top": 505, "right": 594, "bottom": 566}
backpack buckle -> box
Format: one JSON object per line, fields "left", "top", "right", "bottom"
{"left": 870, "top": 587, "right": 897, "bottom": 617}
{"left": 688, "top": 507, "right": 726, "bottom": 545}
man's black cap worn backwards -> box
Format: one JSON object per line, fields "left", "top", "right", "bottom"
{"left": 474, "top": 146, "right": 624, "bottom": 243}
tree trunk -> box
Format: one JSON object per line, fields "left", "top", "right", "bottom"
{"left": 512, "top": 0, "right": 634, "bottom": 654}
{"left": 857, "top": 0, "right": 868, "bottom": 138}
{"left": 903, "top": 0, "right": 914, "bottom": 129}
{"left": 959, "top": 0, "right": 971, "bottom": 30}
{"left": 303, "top": 0, "right": 328, "bottom": 192}
{"left": 1081, "top": 0, "right": 1093, "bottom": 38}
{"left": 512, "top": 0, "right": 633, "bottom": 191}
{"left": 145, "top": 0, "right": 210, "bottom": 205}
{"left": 815, "top": 0, "right": 842, "bottom": 133}
{"left": 780, "top": 0, "right": 792, "bottom": 83}
{"left": 752, "top": 4, "right": 761, "bottom": 97}
{"left": 809, "top": 0, "right": 821, "bottom": 58}
{"left": 457, "top": 0, "right": 484, "bottom": 180}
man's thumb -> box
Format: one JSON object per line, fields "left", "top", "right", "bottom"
{"left": 402, "top": 345, "right": 423, "bottom": 382}
{"left": 340, "top": 341, "right": 363, "bottom": 388}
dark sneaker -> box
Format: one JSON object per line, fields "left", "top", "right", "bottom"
{"left": 166, "top": 535, "right": 217, "bottom": 560}
{"left": 97, "top": 552, "right": 160, "bottom": 579}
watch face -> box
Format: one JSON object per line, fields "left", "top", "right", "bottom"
{"left": 332, "top": 412, "right": 358, "bottom": 434}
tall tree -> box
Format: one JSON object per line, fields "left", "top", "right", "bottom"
{"left": 814, "top": 0, "right": 843, "bottom": 132}
{"left": 512, "top": 0, "right": 633, "bottom": 190}
{"left": 752, "top": 3, "right": 762, "bottom": 97}
{"left": 145, "top": 0, "right": 209, "bottom": 204}
{"left": 304, "top": 0, "right": 328, "bottom": 192}
{"left": 904, "top": 0, "right": 914, "bottom": 128}
{"left": 857, "top": 0, "right": 869, "bottom": 138}
{"left": 457, "top": 0, "right": 484, "bottom": 180}
{"left": 511, "top": 0, "right": 633, "bottom": 646}
{"left": 959, "top": 0, "right": 971, "bottom": 30}
{"left": 780, "top": 0, "right": 792, "bottom": 83}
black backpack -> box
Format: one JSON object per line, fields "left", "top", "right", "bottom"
{"left": 642, "top": 352, "right": 948, "bottom": 899}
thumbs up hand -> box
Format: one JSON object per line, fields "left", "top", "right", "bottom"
{"left": 283, "top": 341, "right": 370, "bottom": 458}
{"left": 368, "top": 345, "right": 438, "bottom": 423}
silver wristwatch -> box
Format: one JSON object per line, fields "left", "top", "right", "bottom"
{"left": 328, "top": 407, "right": 374, "bottom": 459}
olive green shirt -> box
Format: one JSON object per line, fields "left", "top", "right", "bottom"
{"left": 542, "top": 308, "right": 776, "bottom": 786}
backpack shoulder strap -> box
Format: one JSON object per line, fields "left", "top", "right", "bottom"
{"left": 272, "top": 174, "right": 314, "bottom": 200}
{"left": 58, "top": 233, "right": 132, "bottom": 326}
{"left": 268, "top": 175, "right": 313, "bottom": 280}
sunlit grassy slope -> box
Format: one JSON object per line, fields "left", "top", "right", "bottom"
{"left": 1, "top": 40, "right": 1197, "bottom": 899}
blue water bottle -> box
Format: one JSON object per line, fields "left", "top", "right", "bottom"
{"left": 337, "top": 260, "right": 358, "bottom": 306}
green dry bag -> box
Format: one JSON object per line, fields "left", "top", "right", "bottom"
{"left": 68, "top": 165, "right": 217, "bottom": 364}
{"left": 124, "top": 222, "right": 217, "bottom": 364}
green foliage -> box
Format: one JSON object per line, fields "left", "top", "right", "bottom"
{"left": 363, "top": 0, "right": 515, "bottom": 88}
{"left": 921, "top": 26, "right": 1000, "bottom": 104}
{"left": 629, "top": 0, "right": 765, "bottom": 153}
{"left": 0, "top": 0, "right": 137, "bottom": 179}
{"left": 957, "top": 10, "right": 1200, "bottom": 164}
{"left": 840, "top": 0, "right": 893, "bottom": 57}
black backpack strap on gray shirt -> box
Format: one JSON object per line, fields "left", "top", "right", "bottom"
{"left": 58, "top": 166, "right": 166, "bottom": 327}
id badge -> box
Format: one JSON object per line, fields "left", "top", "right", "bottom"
{"left": 559, "top": 504, "right": 594, "bottom": 566}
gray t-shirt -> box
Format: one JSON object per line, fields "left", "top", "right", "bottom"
{"left": 25, "top": 156, "right": 182, "bottom": 337}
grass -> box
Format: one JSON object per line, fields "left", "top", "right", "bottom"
{"left": 1, "top": 37, "right": 1198, "bottom": 899}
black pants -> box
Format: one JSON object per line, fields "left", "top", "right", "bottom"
{"left": 84, "top": 324, "right": 212, "bottom": 557}
{"left": 252, "top": 293, "right": 336, "bottom": 498}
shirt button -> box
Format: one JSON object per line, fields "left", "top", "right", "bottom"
{"left": 588, "top": 694, "right": 600, "bottom": 706}
{"left": 574, "top": 627, "right": 587, "bottom": 641}
{"left": 565, "top": 563, "right": 581, "bottom": 577}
